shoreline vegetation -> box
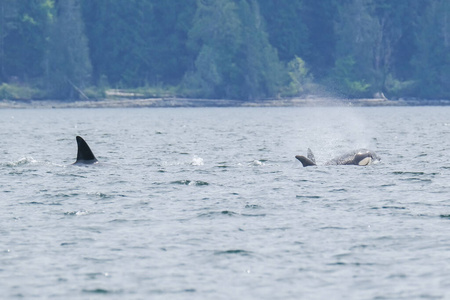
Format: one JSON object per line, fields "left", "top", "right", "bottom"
{"left": 1, "top": 88, "right": 449, "bottom": 109}
{"left": 2, "top": 1, "right": 450, "bottom": 105}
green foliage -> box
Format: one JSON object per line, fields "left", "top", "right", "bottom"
{"left": 296, "top": 0, "right": 337, "bottom": 77}
{"left": 183, "top": 0, "right": 243, "bottom": 98}
{"left": 0, "top": 0, "right": 54, "bottom": 82}
{"left": 184, "top": 0, "right": 283, "bottom": 100}
{"left": 81, "top": 0, "right": 195, "bottom": 87}
{"left": 282, "top": 56, "right": 312, "bottom": 97}
{"left": 82, "top": 86, "right": 106, "bottom": 99}
{"left": 332, "top": 0, "right": 379, "bottom": 94}
{"left": 412, "top": 0, "right": 450, "bottom": 99}
{"left": 258, "top": 0, "right": 309, "bottom": 62}
{"left": 1, "top": 0, "right": 450, "bottom": 100}
{"left": 384, "top": 74, "right": 416, "bottom": 98}
{"left": 328, "top": 56, "right": 371, "bottom": 98}
{"left": 105, "top": 86, "right": 177, "bottom": 100}
{"left": 46, "top": 0, "right": 92, "bottom": 99}
{"left": 0, "top": 83, "right": 41, "bottom": 100}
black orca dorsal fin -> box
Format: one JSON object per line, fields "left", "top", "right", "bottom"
{"left": 75, "top": 136, "right": 98, "bottom": 164}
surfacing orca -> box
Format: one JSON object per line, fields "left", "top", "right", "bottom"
{"left": 74, "top": 136, "right": 98, "bottom": 165}
{"left": 295, "top": 148, "right": 380, "bottom": 167}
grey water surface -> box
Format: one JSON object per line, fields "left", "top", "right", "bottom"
{"left": 1, "top": 106, "right": 450, "bottom": 299}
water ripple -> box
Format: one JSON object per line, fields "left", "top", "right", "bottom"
{"left": 5, "top": 157, "right": 37, "bottom": 167}
{"left": 171, "top": 180, "right": 209, "bottom": 186}
{"left": 64, "top": 210, "right": 89, "bottom": 216}
{"left": 214, "top": 249, "right": 252, "bottom": 256}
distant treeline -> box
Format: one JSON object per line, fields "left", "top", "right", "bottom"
{"left": 0, "top": 0, "right": 449, "bottom": 100}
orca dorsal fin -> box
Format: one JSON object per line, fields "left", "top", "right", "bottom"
{"left": 74, "top": 136, "right": 98, "bottom": 164}
{"left": 307, "top": 148, "right": 316, "bottom": 164}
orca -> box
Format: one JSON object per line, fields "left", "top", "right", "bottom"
{"left": 74, "top": 136, "right": 98, "bottom": 165}
{"left": 295, "top": 148, "right": 380, "bottom": 167}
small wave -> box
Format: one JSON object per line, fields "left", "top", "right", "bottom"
{"left": 216, "top": 164, "right": 229, "bottom": 169}
{"left": 392, "top": 171, "right": 425, "bottom": 175}
{"left": 381, "top": 206, "right": 406, "bottom": 210}
{"left": 400, "top": 178, "right": 432, "bottom": 183}
{"left": 251, "top": 160, "right": 264, "bottom": 166}
{"left": 197, "top": 210, "right": 238, "bottom": 218}
{"left": 21, "top": 201, "right": 45, "bottom": 205}
{"left": 191, "top": 156, "right": 204, "bottom": 166}
{"left": 380, "top": 183, "right": 396, "bottom": 187}
{"left": 370, "top": 206, "right": 405, "bottom": 210}
{"left": 320, "top": 226, "right": 346, "bottom": 230}
{"left": 241, "top": 213, "right": 266, "bottom": 217}
{"left": 171, "top": 180, "right": 209, "bottom": 186}
{"left": 197, "top": 210, "right": 264, "bottom": 219}
{"left": 296, "top": 195, "right": 321, "bottom": 199}
{"left": 214, "top": 249, "right": 252, "bottom": 256}
{"left": 329, "top": 188, "right": 347, "bottom": 192}
{"left": 392, "top": 170, "right": 435, "bottom": 182}
{"left": 6, "top": 157, "right": 37, "bottom": 167}
{"left": 392, "top": 171, "right": 438, "bottom": 176}
{"left": 49, "top": 192, "right": 80, "bottom": 198}
{"left": 88, "top": 192, "right": 113, "bottom": 199}
{"left": 108, "top": 219, "right": 128, "bottom": 223}
{"left": 64, "top": 210, "right": 89, "bottom": 216}
{"left": 245, "top": 204, "right": 262, "bottom": 209}
{"left": 328, "top": 261, "right": 376, "bottom": 267}
{"left": 60, "top": 242, "right": 77, "bottom": 246}
{"left": 86, "top": 272, "right": 111, "bottom": 279}
{"left": 82, "top": 289, "right": 111, "bottom": 294}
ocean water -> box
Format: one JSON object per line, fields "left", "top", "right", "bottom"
{"left": 1, "top": 106, "right": 450, "bottom": 299}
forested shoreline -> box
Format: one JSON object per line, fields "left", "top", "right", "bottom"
{"left": 1, "top": 0, "right": 449, "bottom": 102}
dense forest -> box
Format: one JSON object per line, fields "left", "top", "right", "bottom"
{"left": 0, "top": 0, "right": 449, "bottom": 101}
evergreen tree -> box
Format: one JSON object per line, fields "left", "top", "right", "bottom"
{"left": 371, "top": 0, "right": 420, "bottom": 96}
{"left": 47, "top": 0, "right": 92, "bottom": 99}
{"left": 413, "top": 0, "right": 450, "bottom": 98}
{"left": 184, "top": 0, "right": 243, "bottom": 98}
{"left": 330, "top": 0, "right": 378, "bottom": 97}
{"left": 185, "top": 0, "right": 283, "bottom": 100}
{"left": 3, "top": 0, "right": 450, "bottom": 100}
{"left": 0, "top": 0, "right": 18, "bottom": 82}
{"left": 81, "top": 0, "right": 152, "bottom": 87}
{"left": 0, "top": 0, "right": 53, "bottom": 83}
{"left": 148, "top": 1, "right": 195, "bottom": 85}
{"left": 301, "top": 0, "right": 336, "bottom": 78}
{"left": 258, "top": 0, "right": 309, "bottom": 63}
{"left": 330, "top": 0, "right": 423, "bottom": 98}
{"left": 237, "top": 0, "right": 283, "bottom": 99}
{"left": 81, "top": 0, "right": 194, "bottom": 87}
{"left": 389, "top": 1, "right": 424, "bottom": 82}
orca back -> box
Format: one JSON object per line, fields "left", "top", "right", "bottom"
{"left": 296, "top": 148, "right": 380, "bottom": 167}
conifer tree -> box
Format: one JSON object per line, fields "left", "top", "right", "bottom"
{"left": 0, "top": 0, "right": 53, "bottom": 83}
{"left": 185, "top": 0, "right": 282, "bottom": 100}
{"left": 47, "top": 0, "right": 92, "bottom": 99}
{"left": 413, "top": 0, "right": 450, "bottom": 98}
